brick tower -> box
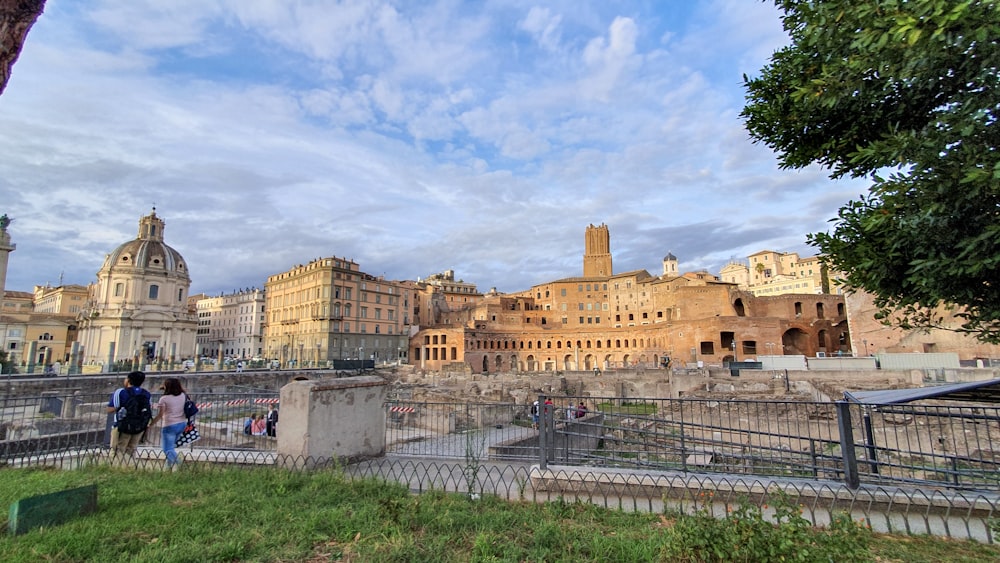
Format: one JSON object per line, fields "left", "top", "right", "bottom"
{"left": 583, "top": 223, "right": 612, "bottom": 277}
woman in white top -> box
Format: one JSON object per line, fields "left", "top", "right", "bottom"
{"left": 151, "top": 377, "right": 189, "bottom": 469}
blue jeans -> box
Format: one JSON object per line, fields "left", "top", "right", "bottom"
{"left": 161, "top": 421, "right": 186, "bottom": 467}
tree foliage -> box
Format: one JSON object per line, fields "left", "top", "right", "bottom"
{"left": 742, "top": 0, "right": 1000, "bottom": 342}
{"left": 0, "top": 0, "right": 46, "bottom": 95}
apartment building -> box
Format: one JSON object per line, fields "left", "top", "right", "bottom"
{"left": 263, "top": 256, "right": 410, "bottom": 366}
{"left": 195, "top": 288, "right": 266, "bottom": 360}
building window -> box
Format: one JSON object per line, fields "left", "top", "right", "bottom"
{"left": 148, "top": 285, "right": 159, "bottom": 299}
{"left": 114, "top": 282, "right": 124, "bottom": 297}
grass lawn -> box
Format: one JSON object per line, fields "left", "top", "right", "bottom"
{"left": 1, "top": 464, "right": 998, "bottom": 562}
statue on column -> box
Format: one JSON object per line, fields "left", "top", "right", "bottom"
{"left": 0, "top": 214, "right": 10, "bottom": 231}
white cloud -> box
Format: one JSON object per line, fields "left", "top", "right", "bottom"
{"left": 579, "top": 16, "right": 638, "bottom": 102}
{"left": 0, "top": 0, "right": 856, "bottom": 296}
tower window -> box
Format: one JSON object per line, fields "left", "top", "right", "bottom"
{"left": 149, "top": 284, "right": 159, "bottom": 299}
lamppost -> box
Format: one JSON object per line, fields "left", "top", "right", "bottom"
{"left": 765, "top": 342, "right": 774, "bottom": 356}
{"left": 862, "top": 339, "right": 869, "bottom": 356}
{"left": 731, "top": 339, "right": 738, "bottom": 362}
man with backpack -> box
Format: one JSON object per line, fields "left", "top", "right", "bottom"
{"left": 105, "top": 371, "right": 153, "bottom": 464}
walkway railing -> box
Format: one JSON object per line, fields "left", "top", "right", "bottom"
{"left": 5, "top": 392, "right": 1000, "bottom": 492}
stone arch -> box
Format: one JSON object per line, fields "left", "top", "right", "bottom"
{"left": 782, "top": 328, "right": 810, "bottom": 356}
{"left": 583, "top": 354, "right": 595, "bottom": 370}
{"left": 526, "top": 355, "right": 537, "bottom": 371}
{"left": 734, "top": 298, "right": 746, "bottom": 316}
{"left": 495, "top": 354, "right": 503, "bottom": 370}
{"left": 563, "top": 354, "right": 574, "bottom": 370}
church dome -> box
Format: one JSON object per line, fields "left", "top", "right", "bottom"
{"left": 100, "top": 209, "right": 189, "bottom": 279}
{"left": 663, "top": 252, "right": 677, "bottom": 261}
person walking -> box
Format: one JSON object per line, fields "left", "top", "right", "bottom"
{"left": 150, "top": 377, "right": 189, "bottom": 471}
{"left": 105, "top": 371, "right": 153, "bottom": 464}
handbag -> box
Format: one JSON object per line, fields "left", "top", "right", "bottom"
{"left": 175, "top": 422, "right": 201, "bottom": 447}
{"left": 183, "top": 394, "right": 199, "bottom": 418}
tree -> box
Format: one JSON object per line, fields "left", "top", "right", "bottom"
{"left": 0, "top": 0, "right": 46, "bottom": 95}
{"left": 742, "top": 0, "right": 1000, "bottom": 342}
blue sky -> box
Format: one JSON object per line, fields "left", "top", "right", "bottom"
{"left": 0, "top": 0, "right": 867, "bottom": 296}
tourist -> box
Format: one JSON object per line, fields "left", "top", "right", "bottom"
{"left": 531, "top": 400, "right": 539, "bottom": 430}
{"left": 266, "top": 404, "right": 279, "bottom": 437}
{"left": 105, "top": 371, "right": 152, "bottom": 463}
{"left": 150, "top": 377, "right": 189, "bottom": 470}
{"left": 251, "top": 413, "right": 267, "bottom": 435}
{"left": 575, "top": 402, "right": 587, "bottom": 418}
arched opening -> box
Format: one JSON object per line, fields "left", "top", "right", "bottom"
{"left": 782, "top": 328, "right": 811, "bottom": 356}
{"left": 733, "top": 298, "right": 746, "bottom": 316}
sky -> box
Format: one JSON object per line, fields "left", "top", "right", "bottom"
{"left": 0, "top": 0, "right": 869, "bottom": 297}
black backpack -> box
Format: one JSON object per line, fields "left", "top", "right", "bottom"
{"left": 117, "top": 388, "right": 152, "bottom": 435}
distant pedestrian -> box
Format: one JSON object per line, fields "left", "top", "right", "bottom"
{"left": 266, "top": 404, "right": 279, "bottom": 437}
{"left": 530, "top": 401, "right": 539, "bottom": 430}
{"left": 575, "top": 402, "right": 587, "bottom": 418}
{"left": 251, "top": 414, "right": 266, "bottom": 436}
{"left": 236, "top": 361, "right": 244, "bottom": 373}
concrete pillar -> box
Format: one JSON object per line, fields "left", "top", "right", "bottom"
{"left": 276, "top": 376, "right": 387, "bottom": 468}
{"left": 105, "top": 342, "right": 116, "bottom": 374}
{"left": 69, "top": 342, "right": 81, "bottom": 375}
{"left": 26, "top": 341, "right": 38, "bottom": 373}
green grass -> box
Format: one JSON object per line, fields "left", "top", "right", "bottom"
{"left": 1, "top": 464, "right": 998, "bottom": 562}
{"left": 596, "top": 402, "right": 658, "bottom": 415}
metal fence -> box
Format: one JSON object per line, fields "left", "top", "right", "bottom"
{"left": 4, "top": 391, "right": 1000, "bottom": 543}
{"left": 0, "top": 391, "right": 280, "bottom": 463}
{"left": 6, "top": 391, "right": 1000, "bottom": 492}
{"left": 382, "top": 396, "right": 1000, "bottom": 492}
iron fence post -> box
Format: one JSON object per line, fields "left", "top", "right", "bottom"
{"left": 835, "top": 400, "right": 860, "bottom": 490}
{"left": 538, "top": 394, "right": 548, "bottom": 470}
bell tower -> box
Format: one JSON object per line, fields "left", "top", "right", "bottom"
{"left": 582, "top": 223, "right": 612, "bottom": 278}
{"left": 0, "top": 214, "right": 14, "bottom": 302}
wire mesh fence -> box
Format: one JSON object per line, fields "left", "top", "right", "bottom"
{"left": 4, "top": 388, "right": 1000, "bottom": 543}
{"left": 0, "top": 390, "right": 280, "bottom": 464}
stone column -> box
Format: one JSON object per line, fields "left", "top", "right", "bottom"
{"left": 277, "top": 375, "right": 387, "bottom": 469}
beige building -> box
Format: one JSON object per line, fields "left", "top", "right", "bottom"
{"left": 846, "top": 289, "right": 1000, "bottom": 361}
{"left": 412, "top": 225, "right": 849, "bottom": 372}
{"left": 195, "top": 288, "right": 266, "bottom": 361}
{"left": 0, "top": 219, "right": 80, "bottom": 372}
{"left": 263, "top": 256, "right": 410, "bottom": 366}
{"left": 722, "top": 251, "right": 842, "bottom": 297}
{"left": 33, "top": 284, "right": 89, "bottom": 315}
{"left": 411, "top": 270, "right": 483, "bottom": 328}
{"left": 76, "top": 209, "right": 198, "bottom": 367}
